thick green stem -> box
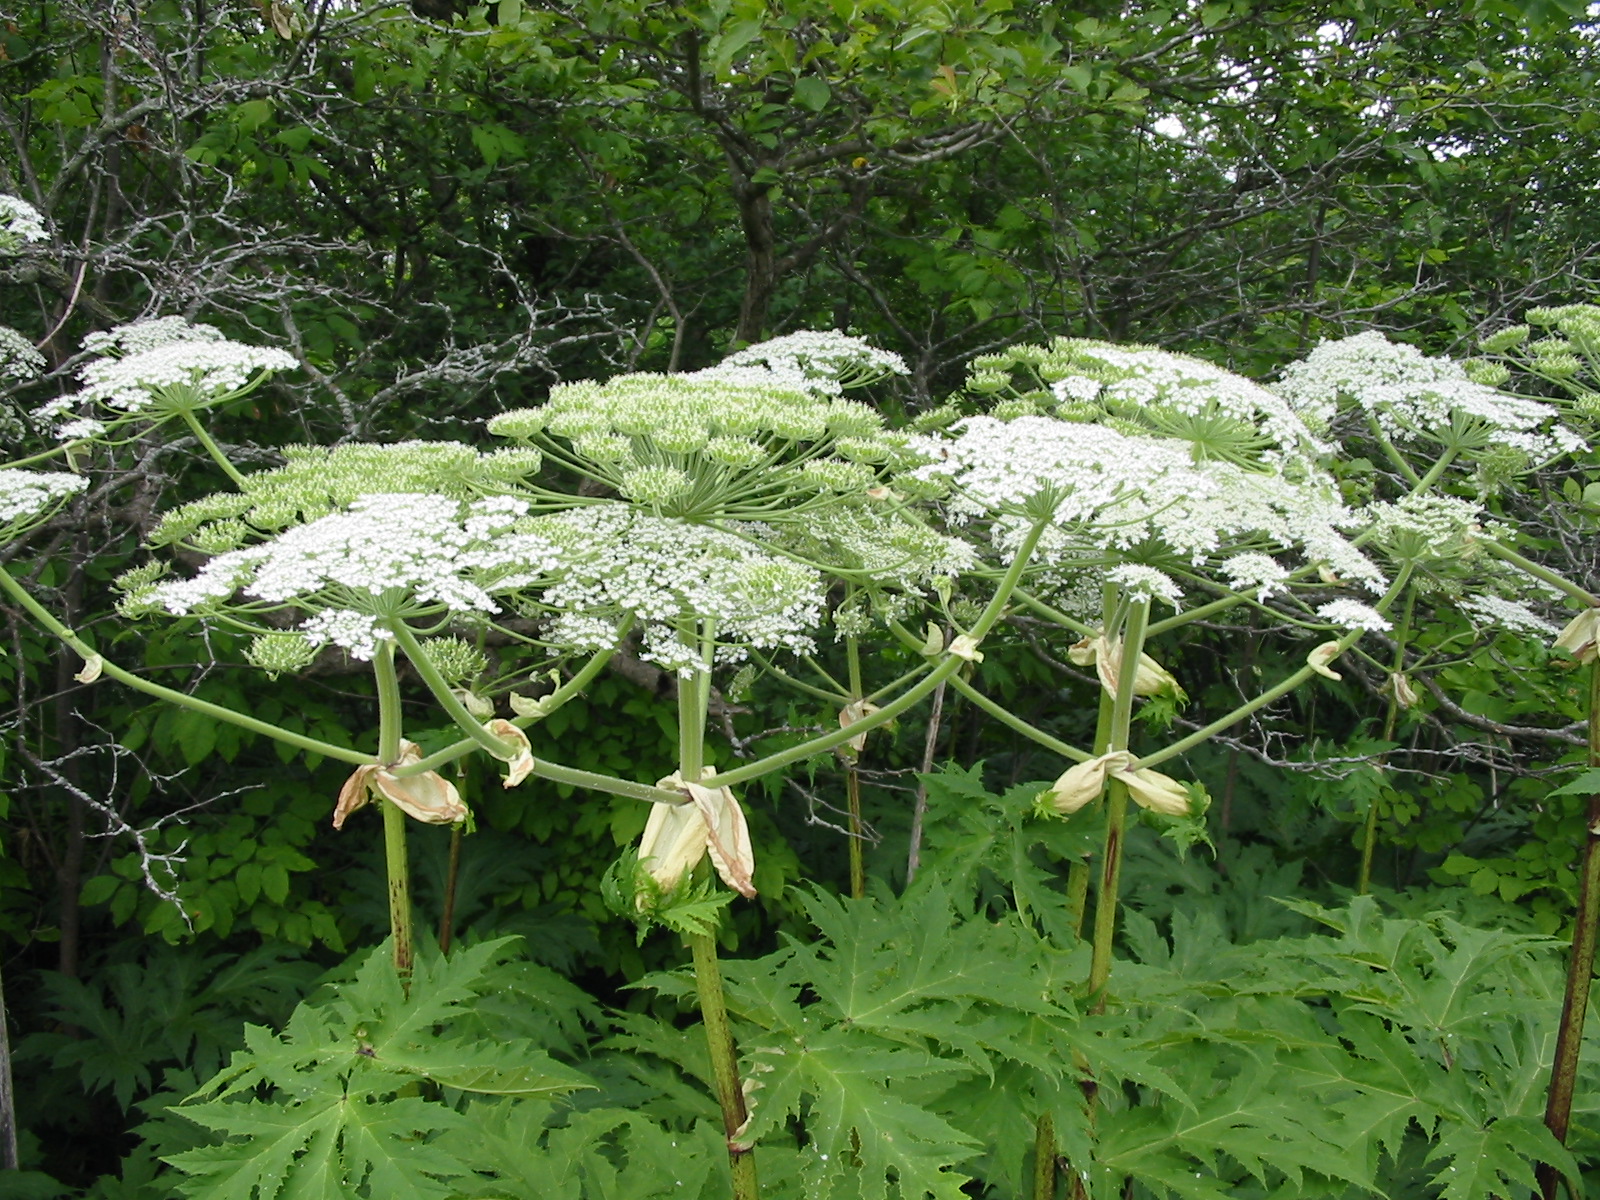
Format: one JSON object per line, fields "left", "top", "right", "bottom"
{"left": 941, "top": 670, "right": 1092, "bottom": 764}
{"left": 373, "top": 642, "right": 413, "bottom": 977}
{"left": 1410, "top": 443, "right": 1460, "bottom": 494}
{"left": 0, "top": 565, "right": 369, "bottom": 764}
{"left": 1479, "top": 538, "right": 1600, "bottom": 606}
{"left": 1033, "top": 1110, "right": 1057, "bottom": 1200}
{"left": 690, "top": 930, "right": 760, "bottom": 1200}
{"left": 845, "top": 635, "right": 866, "bottom": 898}
{"left": 1069, "top": 673, "right": 1119, "bottom": 941}
{"left": 1359, "top": 584, "right": 1416, "bottom": 895}
{"left": 1538, "top": 661, "right": 1600, "bottom": 1200}
{"left": 1367, "top": 415, "right": 1423, "bottom": 487}
{"left": 178, "top": 408, "right": 247, "bottom": 488}
{"left": 717, "top": 515, "right": 1053, "bottom": 790}
{"left": 439, "top": 823, "right": 463, "bottom": 956}
{"left": 1086, "top": 598, "right": 1150, "bottom": 1001}
{"left": 389, "top": 621, "right": 517, "bottom": 761}
{"left": 677, "top": 625, "right": 759, "bottom": 1199}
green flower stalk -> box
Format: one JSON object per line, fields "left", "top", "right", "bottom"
{"left": 1538, "top": 660, "right": 1600, "bottom": 1200}
{"left": 373, "top": 641, "right": 416, "bottom": 976}
{"left": 1358, "top": 582, "right": 1416, "bottom": 894}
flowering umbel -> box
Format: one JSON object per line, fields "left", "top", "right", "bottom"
{"left": 637, "top": 770, "right": 756, "bottom": 900}
{"left": 334, "top": 740, "right": 469, "bottom": 828}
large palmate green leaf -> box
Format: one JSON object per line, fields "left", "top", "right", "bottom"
{"left": 165, "top": 939, "right": 595, "bottom": 1199}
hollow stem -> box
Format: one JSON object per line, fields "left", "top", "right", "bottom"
{"left": 0, "top": 565, "right": 370, "bottom": 765}
{"left": 1068, "top": 668, "right": 1119, "bottom": 942}
{"left": 715, "top": 514, "right": 1052, "bottom": 790}
{"left": 1538, "top": 659, "right": 1600, "bottom": 1200}
{"left": 690, "top": 929, "right": 760, "bottom": 1200}
{"left": 1479, "top": 537, "right": 1600, "bottom": 606}
{"left": 906, "top": 678, "right": 947, "bottom": 885}
{"left": 389, "top": 621, "right": 517, "bottom": 761}
{"left": 845, "top": 635, "right": 866, "bottom": 898}
{"left": 400, "top": 629, "right": 629, "bottom": 776}
{"left": 439, "top": 822, "right": 464, "bottom": 956}
{"left": 1033, "top": 1110, "right": 1057, "bottom": 1200}
{"left": 677, "top": 623, "right": 759, "bottom": 1199}
{"left": 373, "top": 641, "right": 413, "bottom": 977}
{"left": 178, "top": 408, "right": 247, "bottom": 488}
{"left": 1086, "top": 597, "right": 1150, "bottom": 1002}
{"left": 1358, "top": 583, "right": 1415, "bottom": 895}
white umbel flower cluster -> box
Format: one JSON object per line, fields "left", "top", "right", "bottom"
{"left": 1054, "top": 340, "right": 1329, "bottom": 465}
{"left": 1220, "top": 553, "right": 1292, "bottom": 600}
{"left": 82, "top": 317, "right": 225, "bottom": 358}
{"left": 700, "top": 330, "right": 909, "bottom": 395}
{"left": 524, "top": 504, "right": 827, "bottom": 675}
{"left": 145, "top": 494, "right": 564, "bottom": 656}
{"left": 1459, "top": 594, "right": 1559, "bottom": 636}
{"left": 0, "top": 326, "right": 44, "bottom": 380}
{"left": 922, "top": 414, "right": 1383, "bottom": 599}
{"left": 1274, "top": 332, "right": 1582, "bottom": 460}
{"left": 920, "top": 415, "right": 1210, "bottom": 529}
{"left": 0, "top": 469, "right": 87, "bottom": 525}
{"left": 77, "top": 336, "right": 295, "bottom": 414}
{"left": 1316, "top": 599, "right": 1392, "bottom": 632}
{"left": 0, "top": 195, "right": 47, "bottom": 249}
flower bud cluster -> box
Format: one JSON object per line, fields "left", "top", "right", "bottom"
{"left": 151, "top": 441, "right": 541, "bottom": 548}
{"left": 488, "top": 332, "right": 921, "bottom": 522}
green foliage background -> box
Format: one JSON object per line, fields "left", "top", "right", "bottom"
{"left": 5, "top": 0, "right": 1600, "bottom": 1196}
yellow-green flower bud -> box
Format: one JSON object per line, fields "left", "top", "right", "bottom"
{"left": 247, "top": 632, "right": 319, "bottom": 678}
{"left": 1553, "top": 608, "right": 1600, "bottom": 665}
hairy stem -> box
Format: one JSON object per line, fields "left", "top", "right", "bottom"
{"left": 1538, "top": 660, "right": 1600, "bottom": 1200}
{"left": 178, "top": 408, "right": 247, "bottom": 488}
{"left": 690, "top": 929, "right": 760, "bottom": 1199}
{"left": 1033, "top": 1110, "right": 1057, "bottom": 1200}
{"left": 1359, "top": 583, "right": 1415, "bottom": 894}
{"left": 906, "top": 678, "right": 947, "bottom": 885}
{"left": 845, "top": 635, "right": 866, "bottom": 898}
{"left": 373, "top": 641, "right": 413, "bottom": 977}
{"left": 678, "top": 625, "right": 759, "bottom": 1199}
{"left": 1087, "top": 597, "right": 1150, "bottom": 1001}
{"left": 0, "top": 565, "right": 370, "bottom": 764}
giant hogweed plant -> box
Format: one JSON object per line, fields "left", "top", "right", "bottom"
{"left": 1, "top": 186, "right": 1597, "bottom": 1195}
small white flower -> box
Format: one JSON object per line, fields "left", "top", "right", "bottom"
{"left": 0, "top": 195, "right": 48, "bottom": 248}
{"left": 77, "top": 336, "right": 295, "bottom": 413}
{"left": 1317, "top": 599, "right": 1391, "bottom": 632}
{"left": 1275, "top": 331, "right": 1581, "bottom": 461}
{"left": 82, "top": 317, "right": 225, "bottom": 358}
{"left": 1221, "top": 552, "right": 1290, "bottom": 600}
{"left": 1106, "top": 564, "right": 1182, "bottom": 607}
{"left": 1460, "top": 594, "right": 1558, "bottom": 636}
{"left": 0, "top": 470, "right": 87, "bottom": 525}
{"left": 0, "top": 325, "right": 44, "bottom": 380}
